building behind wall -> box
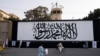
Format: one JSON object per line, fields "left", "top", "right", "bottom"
{"left": 0, "top": 10, "right": 10, "bottom": 21}
{"left": 50, "top": 3, "right": 63, "bottom": 20}
{"left": 0, "top": 10, "right": 19, "bottom": 21}
{"left": 0, "top": 10, "right": 18, "bottom": 45}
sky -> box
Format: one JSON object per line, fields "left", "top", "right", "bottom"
{"left": 0, "top": 0, "right": 100, "bottom": 20}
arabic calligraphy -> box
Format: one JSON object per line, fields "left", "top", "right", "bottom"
{"left": 32, "top": 22, "right": 78, "bottom": 40}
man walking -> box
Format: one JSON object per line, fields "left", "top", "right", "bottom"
{"left": 38, "top": 45, "right": 44, "bottom": 56}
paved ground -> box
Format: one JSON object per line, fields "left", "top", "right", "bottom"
{"left": 0, "top": 48, "right": 100, "bottom": 56}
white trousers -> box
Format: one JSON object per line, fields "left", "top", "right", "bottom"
{"left": 58, "top": 47, "right": 63, "bottom": 53}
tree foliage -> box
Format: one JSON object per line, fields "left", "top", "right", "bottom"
{"left": 83, "top": 8, "right": 100, "bottom": 20}
{"left": 24, "top": 6, "right": 50, "bottom": 21}
{"left": 4, "top": 16, "right": 19, "bottom": 21}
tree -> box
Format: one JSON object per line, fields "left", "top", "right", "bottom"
{"left": 24, "top": 6, "right": 50, "bottom": 20}
{"left": 4, "top": 16, "right": 19, "bottom": 21}
{"left": 83, "top": 8, "right": 100, "bottom": 20}
{"left": 2, "top": 13, "right": 20, "bottom": 21}
{"left": 4, "top": 18, "right": 19, "bottom": 21}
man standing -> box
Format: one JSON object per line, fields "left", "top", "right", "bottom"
{"left": 57, "top": 42, "right": 64, "bottom": 53}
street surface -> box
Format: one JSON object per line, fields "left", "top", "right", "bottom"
{"left": 0, "top": 48, "right": 100, "bottom": 56}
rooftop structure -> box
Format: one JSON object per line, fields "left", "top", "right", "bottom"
{"left": 50, "top": 3, "right": 63, "bottom": 20}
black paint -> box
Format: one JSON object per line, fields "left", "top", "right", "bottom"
{"left": 32, "top": 22, "right": 78, "bottom": 40}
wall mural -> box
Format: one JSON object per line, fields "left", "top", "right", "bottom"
{"left": 17, "top": 21, "right": 93, "bottom": 41}
{"left": 32, "top": 22, "right": 78, "bottom": 40}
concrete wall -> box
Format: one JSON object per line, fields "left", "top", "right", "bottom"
{"left": 0, "top": 21, "right": 12, "bottom": 45}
